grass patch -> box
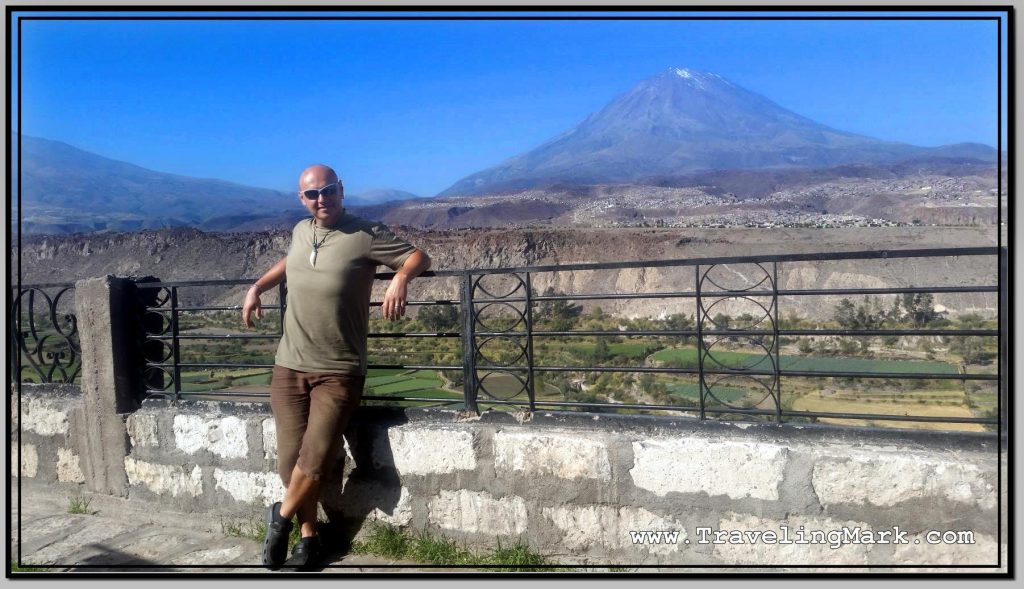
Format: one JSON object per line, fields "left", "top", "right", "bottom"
{"left": 67, "top": 495, "right": 92, "bottom": 515}
{"left": 10, "top": 559, "right": 47, "bottom": 572}
{"left": 351, "top": 522, "right": 557, "bottom": 570}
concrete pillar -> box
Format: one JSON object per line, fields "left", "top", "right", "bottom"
{"left": 73, "top": 276, "right": 143, "bottom": 497}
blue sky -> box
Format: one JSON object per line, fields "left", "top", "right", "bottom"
{"left": 14, "top": 11, "right": 1007, "bottom": 196}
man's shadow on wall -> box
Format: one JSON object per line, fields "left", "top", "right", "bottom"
{"left": 317, "top": 407, "right": 408, "bottom": 564}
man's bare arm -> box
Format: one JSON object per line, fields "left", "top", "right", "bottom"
{"left": 242, "top": 257, "right": 287, "bottom": 328}
{"left": 382, "top": 250, "right": 431, "bottom": 321}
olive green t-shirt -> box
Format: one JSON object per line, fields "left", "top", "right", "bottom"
{"left": 275, "top": 214, "right": 417, "bottom": 375}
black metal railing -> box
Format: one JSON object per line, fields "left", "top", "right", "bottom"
{"left": 12, "top": 246, "right": 1004, "bottom": 430}
{"left": 10, "top": 282, "right": 80, "bottom": 385}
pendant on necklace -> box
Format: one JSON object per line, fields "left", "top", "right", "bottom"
{"left": 309, "top": 248, "right": 318, "bottom": 268}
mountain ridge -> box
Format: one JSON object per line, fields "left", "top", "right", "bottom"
{"left": 438, "top": 67, "right": 997, "bottom": 196}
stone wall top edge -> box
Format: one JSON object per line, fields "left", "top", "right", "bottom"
{"left": 139, "top": 397, "right": 271, "bottom": 417}
{"left": 16, "top": 383, "right": 83, "bottom": 398}
{"left": 383, "top": 406, "right": 1002, "bottom": 453}
{"left": 81, "top": 395, "right": 1004, "bottom": 454}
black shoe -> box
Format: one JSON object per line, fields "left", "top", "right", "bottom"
{"left": 262, "top": 502, "right": 292, "bottom": 569}
{"left": 286, "top": 535, "right": 322, "bottom": 571}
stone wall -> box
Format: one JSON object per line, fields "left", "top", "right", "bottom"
{"left": 12, "top": 385, "right": 88, "bottom": 486}
{"left": 13, "top": 384, "right": 1004, "bottom": 567}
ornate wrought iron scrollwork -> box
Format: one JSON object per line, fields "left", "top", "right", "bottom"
{"left": 469, "top": 273, "right": 533, "bottom": 407}
{"left": 697, "top": 263, "right": 781, "bottom": 419}
{"left": 12, "top": 286, "right": 81, "bottom": 384}
{"left": 140, "top": 285, "right": 175, "bottom": 400}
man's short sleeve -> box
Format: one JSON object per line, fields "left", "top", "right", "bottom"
{"left": 369, "top": 223, "right": 417, "bottom": 270}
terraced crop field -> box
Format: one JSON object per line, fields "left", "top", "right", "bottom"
{"left": 651, "top": 347, "right": 958, "bottom": 374}
{"left": 363, "top": 369, "right": 461, "bottom": 403}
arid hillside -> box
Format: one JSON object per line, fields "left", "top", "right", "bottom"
{"left": 14, "top": 225, "right": 999, "bottom": 320}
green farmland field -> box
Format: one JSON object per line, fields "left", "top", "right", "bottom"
{"left": 665, "top": 383, "right": 749, "bottom": 403}
{"left": 651, "top": 348, "right": 958, "bottom": 375}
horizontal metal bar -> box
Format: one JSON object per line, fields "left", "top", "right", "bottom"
{"left": 770, "top": 329, "right": 999, "bottom": 336}
{"left": 526, "top": 292, "right": 698, "bottom": 302}
{"left": 782, "top": 410, "right": 996, "bottom": 424}
{"left": 476, "top": 398, "right": 703, "bottom": 412}
{"left": 174, "top": 391, "right": 271, "bottom": 398}
{"left": 136, "top": 279, "right": 259, "bottom": 288}
{"left": 173, "top": 305, "right": 283, "bottom": 312}
{"left": 149, "top": 363, "right": 275, "bottom": 368}
{"left": 510, "top": 285, "right": 998, "bottom": 303}
{"left": 781, "top": 370, "right": 997, "bottom": 380}
{"left": 135, "top": 271, "right": 453, "bottom": 288}
{"left": 478, "top": 399, "right": 996, "bottom": 425}
{"left": 149, "top": 362, "right": 463, "bottom": 371}
{"left": 148, "top": 334, "right": 280, "bottom": 340}
{"left": 776, "top": 286, "right": 998, "bottom": 296}
{"left": 362, "top": 395, "right": 463, "bottom": 404}
{"left": 478, "top": 329, "right": 999, "bottom": 337}
{"left": 151, "top": 388, "right": 457, "bottom": 402}
{"left": 367, "top": 332, "right": 461, "bottom": 338}
{"left": 369, "top": 300, "right": 460, "bottom": 307}
{"left": 366, "top": 364, "right": 462, "bottom": 370}
{"left": 483, "top": 365, "right": 996, "bottom": 380}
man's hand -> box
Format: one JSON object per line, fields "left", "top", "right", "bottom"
{"left": 381, "top": 276, "right": 409, "bottom": 321}
{"left": 242, "top": 286, "right": 263, "bottom": 328}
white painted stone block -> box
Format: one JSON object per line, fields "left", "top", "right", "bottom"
{"left": 123, "top": 457, "right": 203, "bottom": 497}
{"left": 56, "top": 447, "right": 85, "bottom": 483}
{"left": 173, "top": 415, "right": 248, "bottom": 458}
{"left": 261, "top": 418, "right": 276, "bottom": 460}
{"left": 812, "top": 450, "right": 996, "bottom": 510}
{"left": 213, "top": 468, "right": 287, "bottom": 505}
{"left": 126, "top": 413, "right": 159, "bottom": 448}
{"left": 711, "top": 514, "right": 874, "bottom": 565}
{"left": 13, "top": 444, "right": 38, "bottom": 478}
{"left": 23, "top": 398, "right": 69, "bottom": 436}
{"left": 494, "top": 430, "right": 611, "bottom": 480}
{"left": 376, "top": 427, "right": 476, "bottom": 475}
{"left": 428, "top": 490, "right": 527, "bottom": 536}
{"left": 630, "top": 438, "right": 788, "bottom": 500}
{"left": 542, "top": 505, "right": 687, "bottom": 555}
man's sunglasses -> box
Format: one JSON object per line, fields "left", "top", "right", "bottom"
{"left": 300, "top": 182, "right": 342, "bottom": 200}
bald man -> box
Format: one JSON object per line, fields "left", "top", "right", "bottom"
{"left": 242, "top": 164, "right": 430, "bottom": 570}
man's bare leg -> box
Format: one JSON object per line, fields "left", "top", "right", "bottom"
{"left": 279, "top": 464, "right": 321, "bottom": 538}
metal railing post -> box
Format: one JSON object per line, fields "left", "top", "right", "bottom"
{"left": 170, "top": 286, "right": 181, "bottom": 402}
{"left": 525, "top": 272, "right": 536, "bottom": 411}
{"left": 1000, "top": 247, "right": 1008, "bottom": 435}
{"left": 278, "top": 282, "right": 287, "bottom": 336}
{"left": 695, "top": 265, "right": 706, "bottom": 420}
{"left": 773, "top": 262, "right": 783, "bottom": 423}
{"left": 461, "top": 272, "right": 478, "bottom": 413}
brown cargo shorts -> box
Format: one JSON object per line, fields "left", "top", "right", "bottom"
{"left": 269, "top": 365, "right": 365, "bottom": 484}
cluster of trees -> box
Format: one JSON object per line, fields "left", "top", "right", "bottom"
{"left": 832, "top": 293, "right": 943, "bottom": 331}
{"left": 828, "top": 295, "right": 993, "bottom": 364}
